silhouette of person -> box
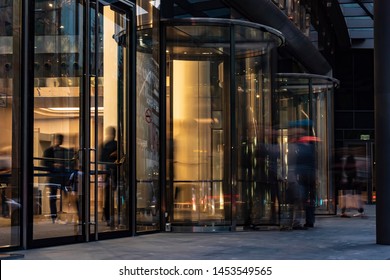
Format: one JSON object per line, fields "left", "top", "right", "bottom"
{"left": 65, "top": 156, "right": 82, "bottom": 223}
{"left": 0, "top": 146, "right": 11, "bottom": 217}
{"left": 100, "top": 126, "right": 118, "bottom": 226}
{"left": 286, "top": 139, "right": 305, "bottom": 229}
{"left": 341, "top": 153, "right": 365, "bottom": 217}
{"left": 43, "top": 133, "right": 68, "bottom": 223}
{"left": 286, "top": 122, "right": 317, "bottom": 229}
{"left": 295, "top": 137, "right": 316, "bottom": 227}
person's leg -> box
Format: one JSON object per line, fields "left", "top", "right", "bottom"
{"left": 305, "top": 181, "right": 316, "bottom": 227}
{"left": 1, "top": 189, "right": 9, "bottom": 217}
{"left": 49, "top": 186, "right": 57, "bottom": 222}
{"left": 104, "top": 176, "right": 110, "bottom": 224}
{"left": 270, "top": 182, "right": 279, "bottom": 223}
{"left": 340, "top": 189, "right": 350, "bottom": 217}
{"left": 305, "top": 203, "right": 315, "bottom": 226}
{"left": 292, "top": 184, "right": 306, "bottom": 229}
{"left": 354, "top": 188, "right": 365, "bottom": 216}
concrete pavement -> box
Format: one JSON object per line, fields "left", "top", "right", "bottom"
{"left": 2, "top": 205, "right": 390, "bottom": 260}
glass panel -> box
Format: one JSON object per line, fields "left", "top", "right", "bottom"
{"left": 33, "top": 0, "right": 82, "bottom": 239}
{"left": 32, "top": 1, "right": 131, "bottom": 240}
{"left": 97, "top": 6, "right": 130, "bottom": 233}
{"left": 166, "top": 24, "right": 231, "bottom": 226}
{"left": 0, "top": 0, "right": 20, "bottom": 247}
{"left": 313, "top": 85, "right": 329, "bottom": 213}
{"left": 136, "top": 0, "right": 160, "bottom": 233}
{"left": 234, "top": 27, "right": 278, "bottom": 227}
{"left": 136, "top": 26, "right": 161, "bottom": 233}
{"left": 171, "top": 60, "right": 227, "bottom": 224}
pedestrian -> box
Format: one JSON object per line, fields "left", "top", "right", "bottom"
{"left": 100, "top": 126, "right": 118, "bottom": 227}
{"left": 340, "top": 153, "right": 365, "bottom": 217}
{"left": 42, "top": 133, "right": 68, "bottom": 223}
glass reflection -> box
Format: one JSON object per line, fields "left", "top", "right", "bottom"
{"left": 136, "top": 0, "right": 161, "bottom": 233}
{"left": 235, "top": 52, "right": 277, "bottom": 227}
{"left": 0, "top": 0, "right": 19, "bottom": 247}
{"left": 96, "top": 5, "right": 130, "bottom": 233}
{"left": 32, "top": 1, "right": 131, "bottom": 240}
{"left": 33, "top": 0, "right": 82, "bottom": 239}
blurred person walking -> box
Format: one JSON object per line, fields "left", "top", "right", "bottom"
{"left": 340, "top": 153, "right": 365, "bottom": 217}
{"left": 100, "top": 126, "right": 118, "bottom": 227}
{"left": 43, "top": 133, "right": 69, "bottom": 223}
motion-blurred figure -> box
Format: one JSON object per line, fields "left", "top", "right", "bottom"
{"left": 43, "top": 133, "right": 68, "bottom": 223}
{"left": 340, "top": 152, "right": 365, "bottom": 217}
{"left": 286, "top": 120, "right": 318, "bottom": 229}
{"left": 100, "top": 126, "right": 118, "bottom": 227}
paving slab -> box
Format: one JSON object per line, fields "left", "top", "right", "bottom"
{"left": 3, "top": 205, "right": 390, "bottom": 260}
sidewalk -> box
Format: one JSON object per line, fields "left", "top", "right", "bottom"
{"left": 4, "top": 205, "right": 390, "bottom": 260}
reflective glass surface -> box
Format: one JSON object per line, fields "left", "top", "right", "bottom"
{"left": 136, "top": 0, "right": 161, "bottom": 232}
{"left": 166, "top": 24, "right": 231, "bottom": 227}
{"left": 235, "top": 32, "right": 278, "bottom": 226}
{"left": 32, "top": 0, "right": 131, "bottom": 240}
{"left": 0, "top": 0, "right": 20, "bottom": 248}
{"left": 33, "top": 0, "right": 82, "bottom": 239}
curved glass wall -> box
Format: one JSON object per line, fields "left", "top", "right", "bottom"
{"left": 135, "top": 0, "right": 161, "bottom": 233}
{"left": 164, "top": 18, "right": 283, "bottom": 231}
{"left": 274, "top": 73, "right": 339, "bottom": 217}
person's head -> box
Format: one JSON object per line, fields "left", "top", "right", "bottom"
{"left": 53, "top": 133, "right": 64, "bottom": 146}
{"left": 105, "top": 126, "right": 116, "bottom": 141}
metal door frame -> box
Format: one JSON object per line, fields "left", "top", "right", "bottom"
{"left": 84, "top": 0, "right": 136, "bottom": 241}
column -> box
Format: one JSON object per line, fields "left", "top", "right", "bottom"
{"left": 374, "top": 0, "right": 390, "bottom": 245}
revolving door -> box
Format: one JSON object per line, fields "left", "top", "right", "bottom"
{"left": 163, "top": 18, "right": 284, "bottom": 231}
{"left": 274, "top": 73, "right": 339, "bottom": 217}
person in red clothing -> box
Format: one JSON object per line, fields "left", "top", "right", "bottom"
{"left": 287, "top": 120, "right": 318, "bottom": 229}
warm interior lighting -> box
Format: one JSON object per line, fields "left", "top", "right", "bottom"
{"left": 46, "top": 107, "right": 104, "bottom": 112}
{"left": 194, "top": 118, "right": 217, "bottom": 124}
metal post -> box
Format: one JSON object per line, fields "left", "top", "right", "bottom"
{"left": 83, "top": 0, "right": 91, "bottom": 242}
{"left": 374, "top": 0, "right": 390, "bottom": 245}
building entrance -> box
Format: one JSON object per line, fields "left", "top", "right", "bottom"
{"left": 31, "top": 0, "right": 135, "bottom": 245}
{"left": 274, "top": 73, "right": 339, "bottom": 219}
{"left": 163, "top": 18, "right": 284, "bottom": 231}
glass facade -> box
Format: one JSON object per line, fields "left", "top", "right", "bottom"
{"left": 32, "top": 0, "right": 134, "bottom": 243}
{"left": 33, "top": 0, "right": 83, "bottom": 240}
{"left": 0, "top": 0, "right": 21, "bottom": 248}
{"left": 0, "top": 1, "right": 340, "bottom": 251}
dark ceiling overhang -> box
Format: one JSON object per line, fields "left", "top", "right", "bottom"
{"left": 224, "top": 0, "right": 332, "bottom": 75}
{"left": 324, "top": 0, "right": 351, "bottom": 49}
{"left": 338, "top": 0, "right": 374, "bottom": 49}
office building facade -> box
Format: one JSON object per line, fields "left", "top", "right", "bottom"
{"left": 0, "top": 0, "right": 366, "bottom": 251}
